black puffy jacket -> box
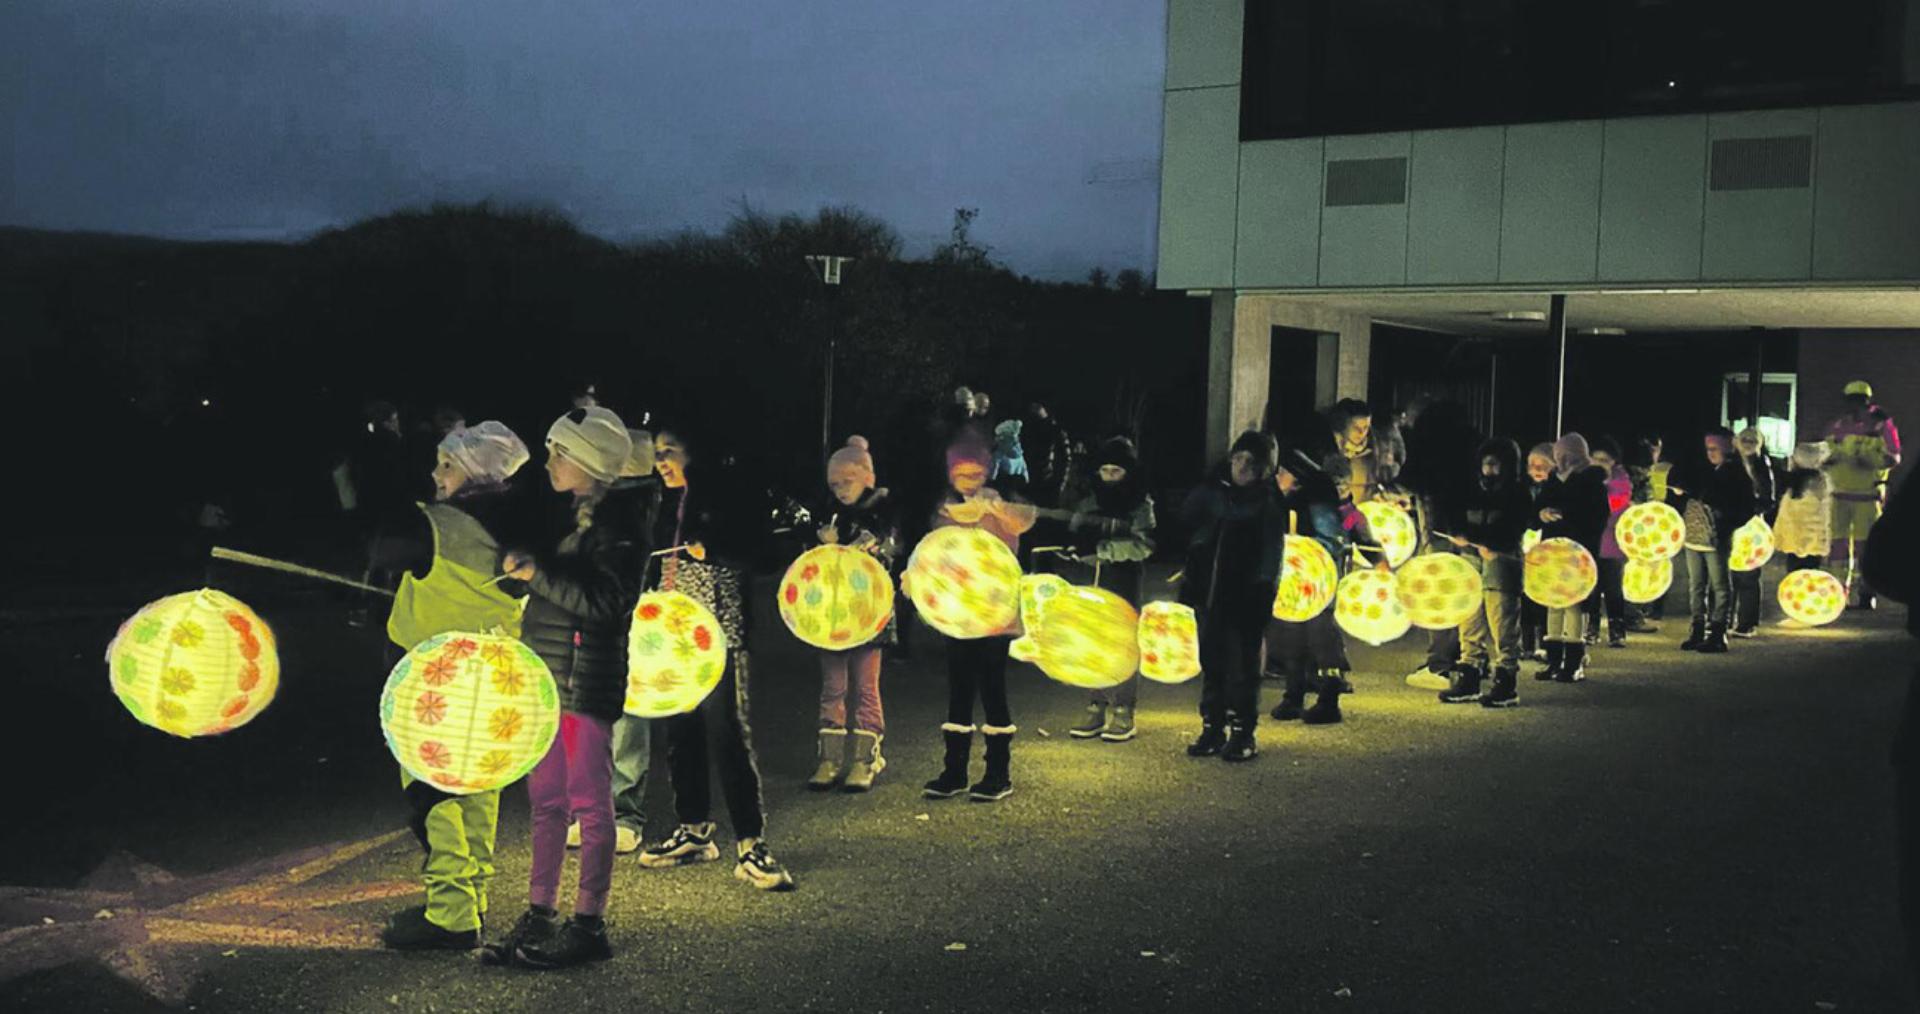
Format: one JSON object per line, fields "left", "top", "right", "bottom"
{"left": 1539, "top": 465, "right": 1612, "bottom": 556}
{"left": 520, "top": 482, "right": 649, "bottom": 722}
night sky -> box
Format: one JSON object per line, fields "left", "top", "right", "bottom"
{"left": 2, "top": 1, "right": 1167, "bottom": 279}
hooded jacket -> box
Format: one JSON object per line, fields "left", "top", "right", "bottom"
{"left": 1678, "top": 455, "right": 1757, "bottom": 553}
{"left": 1454, "top": 439, "right": 1531, "bottom": 557}
{"left": 1538, "top": 435, "right": 1611, "bottom": 556}
{"left": 520, "top": 481, "right": 651, "bottom": 722}
{"left": 1180, "top": 432, "right": 1281, "bottom": 615}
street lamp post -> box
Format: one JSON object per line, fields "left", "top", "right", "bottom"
{"left": 805, "top": 254, "right": 855, "bottom": 463}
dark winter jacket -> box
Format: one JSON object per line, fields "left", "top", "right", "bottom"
{"left": 1740, "top": 453, "right": 1780, "bottom": 523}
{"left": 520, "top": 481, "right": 650, "bottom": 722}
{"left": 1454, "top": 440, "right": 1531, "bottom": 556}
{"left": 1677, "top": 460, "right": 1757, "bottom": 553}
{"left": 1179, "top": 468, "right": 1280, "bottom": 615}
{"left": 1057, "top": 486, "right": 1157, "bottom": 605}
{"left": 815, "top": 487, "right": 902, "bottom": 570}
{"left": 1864, "top": 467, "right": 1917, "bottom": 637}
{"left": 1538, "top": 466, "right": 1611, "bottom": 556}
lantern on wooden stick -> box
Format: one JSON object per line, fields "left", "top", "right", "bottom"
{"left": 778, "top": 545, "right": 895, "bottom": 650}
{"left": 626, "top": 591, "right": 729, "bottom": 718}
{"left": 107, "top": 589, "right": 280, "bottom": 738}
{"left": 1621, "top": 558, "right": 1673, "bottom": 604}
{"left": 1520, "top": 528, "right": 1542, "bottom": 556}
{"left": 1334, "top": 568, "right": 1412, "bottom": 646}
{"left": 1031, "top": 586, "right": 1139, "bottom": 690}
{"left": 1396, "top": 553, "right": 1483, "bottom": 630}
{"left": 380, "top": 632, "right": 560, "bottom": 794}
{"left": 901, "top": 527, "right": 1023, "bottom": 639}
{"left": 1729, "top": 517, "right": 1775, "bottom": 573}
{"left": 1136, "top": 601, "right": 1200, "bottom": 684}
{"left": 1777, "top": 569, "right": 1846, "bottom": 626}
{"left": 1615, "top": 502, "right": 1685, "bottom": 562}
{"left": 1524, "top": 538, "right": 1599, "bottom": 608}
{"left": 1272, "top": 535, "right": 1340, "bottom": 622}
{"left": 1357, "top": 501, "right": 1418, "bottom": 568}
{"left": 1009, "top": 573, "right": 1069, "bottom": 662}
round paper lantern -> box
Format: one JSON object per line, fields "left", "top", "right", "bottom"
{"left": 1009, "top": 573, "right": 1070, "bottom": 663}
{"left": 1524, "top": 537, "right": 1599, "bottom": 608}
{"left": 380, "top": 632, "right": 560, "bottom": 795}
{"left": 1396, "top": 553, "right": 1484, "bottom": 630}
{"left": 626, "top": 591, "right": 729, "bottom": 718}
{"left": 1615, "top": 502, "right": 1685, "bottom": 562}
{"left": 106, "top": 589, "right": 280, "bottom": 738}
{"left": 1621, "top": 558, "right": 1673, "bottom": 605}
{"left": 777, "top": 545, "right": 895, "bottom": 650}
{"left": 1031, "top": 586, "right": 1140, "bottom": 690}
{"left": 1334, "top": 568, "right": 1412, "bottom": 646}
{"left": 1137, "top": 601, "right": 1201, "bottom": 684}
{"left": 1729, "top": 516, "right": 1775, "bottom": 573}
{"left": 1778, "top": 569, "right": 1847, "bottom": 626}
{"left": 1520, "top": 528, "right": 1542, "bottom": 556}
{"left": 1272, "top": 535, "right": 1340, "bottom": 622}
{"left": 1357, "top": 501, "right": 1418, "bottom": 568}
{"left": 901, "top": 527, "right": 1023, "bottom": 639}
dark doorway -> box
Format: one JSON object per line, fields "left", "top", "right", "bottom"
{"left": 1267, "top": 325, "right": 1329, "bottom": 442}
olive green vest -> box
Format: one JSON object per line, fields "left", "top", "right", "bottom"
{"left": 387, "top": 502, "right": 524, "bottom": 651}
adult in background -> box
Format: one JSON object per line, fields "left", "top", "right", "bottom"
{"left": 1826, "top": 380, "right": 1902, "bottom": 609}
{"left": 1023, "top": 401, "right": 1075, "bottom": 509}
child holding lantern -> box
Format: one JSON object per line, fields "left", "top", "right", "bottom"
{"left": 1674, "top": 427, "right": 1756, "bottom": 654}
{"left": 806, "top": 436, "right": 901, "bottom": 791}
{"left": 373, "top": 420, "right": 533, "bottom": 952}
{"left": 1437, "top": 439, "right": 1530, "bottom": 707}
{"left": 923, "top": 430, "right": 1038, "bottom": 801}
{"left": 1519, "top": 443, "right": 1557, "bottom": 662}
{"left": 1264, "top": 440, "right": 1353, "bottom": 732}
{"left": 1535, "top": 434, "right": 1611, "bottom": 682}
{"left": 1062, "top": 436, "right": 1157, "bottom": 743}
{"left": 1775, "top": 442, "right": 1833, "bottom": 576}
{"left": 1181, "top": 431, "right": 1281, "bottom": 762}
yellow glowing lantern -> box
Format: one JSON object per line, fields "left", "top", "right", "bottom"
{"left": 1621, "top": 558, "right": 1673, "bottom": 604}
{"left": 1009, "top": 573, "right": 1070, "bottom": 663}
{"left": 107, "top": 589, "right": 280, "bottom": 738}
{"left": 1524, "top": 537, "right": 1599, "bottom": 609}
{"left": 1136, "top": 601, "right": 1201, "bottom": 684}
{"left": 626, "top": 591, "right": 729, "bottom": 718}
{"left": 1357, "top": 501, "right": 1418, "bottom": 569}
{"left": 1729, "top": 516, "right": 1775, "bottom": 573}
{"left": 1777, "top": 569, "right": 1847, "bottom": 626}
{"left": 901, "top": 526, "right": 1023, "bottom": 639}
{"left": 1272, "top": 535, "right": 1340, "bottom": 622}
{"left": 380, "top": 632, "right": 560, "bottom": 794}
{"left": 1396, "top": 553, "right": 1484, "bottom": 630}
{"left": 1520, "top": 528, "right": 1542, "bottom": 556}
{"left": 778, "top": 545, "right": 895, "bottom": 650}
{"left": 1334, "top": 568, "right": 1412, "bottom": 646}
{"left": 1615, "top": 502, "right": 1685, "bottom": 562}
{"left": 1030, "top": 586, "right": 1140, "bottom": 690}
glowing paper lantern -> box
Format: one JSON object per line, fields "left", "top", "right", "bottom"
{"left": 626, "top": 591, "right": 729, "bottom": 718}
{"left": 1615, "top": 502, "right": 1685, "bottom": 562}
{"left": 1777, "top": 569, "right": 1847, "bottom": 626}
{"left": 1136, "top": 601, "right": 1201, "bottom": 684}
{"left": 1272, "top": 535, "right": 1340, "bottom": 622}
{"left": 107, "top": 589, "right": 280, "bottom": 738}
{"left": 1520, "top": 528, "right": 1542, "bottom": 556}
{"left": 902, "top": 527, "right": 1023, "bottom": 639}
{"left": 1524, "top": 538, "right": 1599, "bottom": 608}
{"left": 1621, "top": 558, "right": 1673, "bottom": 605}
{"left": 1357, "top": 501, "right": 1418, "bottom": 568}
{"left": 1396, "top": 553, "right": 1484, "bottom": 630}
{"left": 1729, "top": 516, "right": 1776, "bottom": 573}
{"left": 1029, "top": 586, "right": 1139, "bottom": 690}
{"left": 380, "top": 632, "right": 559, "bottom": 795}
{"left": 1334, "top": 568, "right": 1412, "bottom": 646}
{"left": 1009, "top": 573, "right": 1070, "bottom": 663}
{"left": 777, "top": 545, "right": 895, "bottom": 650}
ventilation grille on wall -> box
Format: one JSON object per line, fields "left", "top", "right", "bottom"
{"left": 1324, "top": 157, "right": 1408, "bottom": 207}
{"left": 1709, "top": 135, "right": 1813, "bottom": 191}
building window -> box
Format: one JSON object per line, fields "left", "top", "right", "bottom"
{"left": 1721, "top": 372, "right": 1798, "bottom": 453}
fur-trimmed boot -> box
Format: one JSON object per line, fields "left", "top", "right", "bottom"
{"left": 969, "top": 727, "right": 1015, "bottom": 802}
{"left": 806, "top": 728, "right": 848, "bottom": 791}
{"left": 842, "top": 730, "right": 885, "bottom": 792}
{"left": 922, "top": 725, "right": 973, "bottom": 799}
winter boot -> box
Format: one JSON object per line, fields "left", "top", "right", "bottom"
{"left": 842, "top": 730, "right": 885, "bottom": 792}
{"left": 1221, "top": 721, "right": 1259, "bottom": 762}
{"left": 1271, "top": 670, "right": 1307, "bottom": 721}
{"left": 1302, "top": 672, "right": 1344, "bottom": 725}
{"left": 1438, "top": 665, "right": 1485, "bottom": 704}
{"left": 969, "top": 728, "right": 1014, "bottom": 801}
{"left": 516, "top": 915, "right": 613, "bottom": 970}
{"left": 1480, "top": 667, "right": 1520, "bottom": 708}
{"left": 923, "top": 726, "right": 974, "bottom": 799}
{"left": 1697, "top": 621, "right": 1730, "bottom": 654}
{"left": 476, "top": 906, "right": 559, "bottom": 966}
{"left": 380, "top": 905, "right": 479, "bottom": 952}
{"left": 1068, "top": 702, "right": 1107, "bottom": 739}
{"left": 806, "top": 728, "right": 849, "bottom": 791}
{"left": 1100, "top": 705, "right": 1138, "bottom": 743}
{"left": 1555, "top": 643, "right": 1588, "bottom": 682}
{"left": 1187, "top": 723, "right": 1228, "bottom": 757}
{"left": 1680, "top": 617, "right": 1707, "bottom": 651}
{"left": 1607, "top": 619, "right": 1628, "bottom": 648}
{"left": 1534, "top": 642, "right": 1564, "bottom": 681}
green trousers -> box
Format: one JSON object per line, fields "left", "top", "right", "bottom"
{"left": 403, "top": 775, "right": 500, "bottom": 932}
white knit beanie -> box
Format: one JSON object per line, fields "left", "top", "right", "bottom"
{"left": 439, "top": 420, "right": 530, "bottom": 484}
{"left": 546, "top": 407, "right": 632, "bottom": 483}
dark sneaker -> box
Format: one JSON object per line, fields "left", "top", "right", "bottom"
{"left": 1068, "top": 703, "right": 1107, "bottom": 739}
{"left": 476, "top": 907, "right": 558, "bottom": 966}
{"left": 1269, "top": 693, "right": 1305, "bottom": 721}
{"left": 1099, "top": 706, "right": 1138, "bottom": 743}
{"left": 1481, "top": 670, "right": 1520, "bottom": 709}
{"left": 734, "top": 841, "right": 796, "bottom": 891}
{"left": 1438, "top": 668, "right": 1484, "bottom": 704}
{"left": 1186, "top": 725, "right": 1227, "bottom": 757}
{"left": 1221, "top": 725, "right": 1258, "bottom": 762}
{"left": 381, "top": 905, "right": 479, "bottom": 952}
{"left": 637, "top": 822, "right": 721, "bottom": 869}
{"left": 1607, "top": 628, "right": 1628, "bottom": 648}
{"left": 515, "top": 917, "right": 612, "bottom": 970}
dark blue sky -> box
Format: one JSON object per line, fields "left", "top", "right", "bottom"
{"left": 2, "top": 1, "right": 1167, "bottom": 279}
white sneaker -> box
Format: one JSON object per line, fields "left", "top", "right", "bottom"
{"left": 1404, "top": 666, "right": 1451, "bottom": 691}
{"left": 615, "top": 826, "right": 641, "bottom": 855}
{"left": 565, "top": 822, "right": 581, "bottom": 849}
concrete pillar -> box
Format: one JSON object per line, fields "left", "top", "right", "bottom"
{"left": 1204, "top": 292, "right": 1374, "bottom": 464}
{"left": 1332, "top": 323, "right": 1371, "bottom": 403}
